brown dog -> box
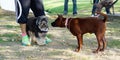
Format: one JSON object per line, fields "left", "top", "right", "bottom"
{"left": 51, "top": 12, "right": 108, "bottom": 53}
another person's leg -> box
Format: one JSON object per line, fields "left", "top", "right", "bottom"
{"left": 63, "top": 0, "right": 69, "bottom": 15}
{"left": 72, "top": 0, "right": 77, "bottom": 15}
{"left": 91, "top": 0, "right": 99, "bottom": 16}
{"left": 15, "top": 0, "right": 31, "bottom": 46}
{"left": 105, "top": 7, "right": 111, "bottom": 14}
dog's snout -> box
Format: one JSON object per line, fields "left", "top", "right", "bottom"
{"left": 43, "top": 23, "right": 46, "bottom": 26}
{"left": 51, "top": 22, "right": 55, "bottom": 27}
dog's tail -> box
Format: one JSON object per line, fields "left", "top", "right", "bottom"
{"left": 98, "top": 12, "right": 108, "bottom": 22}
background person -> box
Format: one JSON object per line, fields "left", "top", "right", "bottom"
{"left": 63, "top": 0, "right": 77, "bottom": 15}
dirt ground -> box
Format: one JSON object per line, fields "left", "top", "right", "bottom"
{"left": 0, "top": 11, "right": 120, "bottom": 60}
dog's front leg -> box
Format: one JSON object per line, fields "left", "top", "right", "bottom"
{"left": 75, "top": 34, "right": 83, "bottom": 52}
{"left": 28, "top": 31, "right": 33, "bottom": 42}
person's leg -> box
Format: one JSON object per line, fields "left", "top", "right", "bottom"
{"left": 105, "top": 7, "right": 111, "bottom": 14}
{"left": 31, "top": 0, "right": 52, "bottom": 44}
{"left": 91, "top": 0, "right": 99, "bottom": 16}
{"left": 15, "top": 0, "right": 31, "bottom": 46}
{"left": 31, "top": 0, "right": 45, "bottom": 17}
{"left": 72, "top": 0, "right": 77, "bottom": 15}
{"left": 63, "top": 0, "right": 69, "bottom": 15}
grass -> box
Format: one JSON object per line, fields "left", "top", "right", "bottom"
{"left": 43, "top": 0, "right": 120, "bottom": 15}
{"left": 43, "top": 0, "right": 93, "bottom": 15}
{"left": 0, "top": 0, "right": 120, "bottom": 60}
{"left": 0, "top": 33, "right": 18, "bottom": 37}
{"left": 0, "top": 25, "right": 19, "bottom": 29}
{"left": 0, "top": 0, "right": 119, "bottom": 41}
{"left": 0, "top": 0, "right": 120, "bottom": 47}
{"left": 0, "top": 38, "right": 4, "bottom": 42}
{"left": 108, "top": 40, "right": 120, "bottom": 48}
{"left": 0, "top": 33, "right": 20, "bottom": 42}
{"left": 43, "top": 0, "right": 120, "bottom": 49}
{"left": 0, "top": 1, "right": 120, "bottom": 60}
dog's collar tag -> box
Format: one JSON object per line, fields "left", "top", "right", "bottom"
{"left": 65, "top": 18, "right": 69, "bottom": 27}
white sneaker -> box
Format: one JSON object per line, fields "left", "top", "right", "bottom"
{"left": 91, "top": 14, "right": 95, "bottom": 17}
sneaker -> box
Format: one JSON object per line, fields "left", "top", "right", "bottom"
{"left": 91, "top": 14, "right": 95, "bottom": 17}
{"left": 63, "top": 13, "right": 67, "bottom": 15}
{"left": 63, "top": 12, "right": 67, "bottom": 15}
{"left": 36, "top": 37, "right": 52, "bottom": 45}
{"left": 45, "top": 37, "right": 52, "bottom": 44}
{"left": 22, "top": 35, "right": 31, "bottom": 46}
{"left": 73, "top": 13, "right": 77, "bottom": 16}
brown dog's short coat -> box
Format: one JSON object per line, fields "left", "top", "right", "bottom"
{"left": 51, "top": 12, "right": 108, "bottom": 53}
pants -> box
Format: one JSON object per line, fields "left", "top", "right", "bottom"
{"left": 105, "top": 6, "right": 111, "bottom": 14}
{"left": 91, "top": 0, "right": 99, "bottom": 15}
{"left": 15, "top": 0, "right": 45, "bottom": 23}
{"left": 64, "top": 0, "right": 77, "bottom": 14}
{"left": 92, "top": 0, "right": 111, "bottom": 15}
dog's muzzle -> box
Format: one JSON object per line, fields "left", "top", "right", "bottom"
{"left": 36, "top": 16, "right": 49, "bottom": 32}
{"left": 51, "top": 22, "right": 55, "bottom": 27}
{"left": 38, "top": 24, "right": 48, "bottom": 32}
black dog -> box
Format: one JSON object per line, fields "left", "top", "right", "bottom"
{"left": 26, "top": 16, "right": 48, "bottom": 45}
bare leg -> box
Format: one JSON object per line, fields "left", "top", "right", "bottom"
{"left": 20, "top": 24, "right": 31, "bottom": 46}
{"left": 20, "top": 24, "right": 26, "bottom": 34}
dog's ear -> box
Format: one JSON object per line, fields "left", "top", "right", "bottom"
{"left": 57, "top": 14, "right": 60, "bottom": 16}
{"left": 57, "top": 14, "right": 63, "bottom": 18}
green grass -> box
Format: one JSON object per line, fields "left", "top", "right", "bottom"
{"left": 0, "top": 33, "right": 18, "bottom": 37}
{"left": 0, "top": 0, "right": 120, "bottom": 48}
{"left": 46, "top": 34, "right": 53, "bottom": 38}
{"left": 108, "top": 40, "right": 120, "bottom": 48}
{"left": 0, "top": 38, "right": 4, "bottom": 42}
{"left": 106, "top": 20, "right": 120, "bottom": 37}
{"left": 43, "top": 0, "right": 120, "bottom": 15}
{"left": 43, "top": 0, "right": 93, "bottom": 14}
{"left": 3, "top": 25, "right": 19, "bottom": 29}
{"left": 0, "top": 33, "right": 20, "bottom": 42}
{"left": 0, "top": 1, "right": 120, "bottom": 60}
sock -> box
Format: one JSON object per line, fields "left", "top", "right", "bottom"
{"left": 22, "top": 33, "right": 27, "bottom": 36}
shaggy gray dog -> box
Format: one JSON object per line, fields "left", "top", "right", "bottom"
{"left": 26, "top": 16, "right": 48, "bottom": 45}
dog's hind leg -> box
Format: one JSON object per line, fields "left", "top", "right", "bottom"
{"left": 93, "top": 34, "right": 103, "bottom": 53}
{"left": 75, "top": 34, "right": 83, "bottom": 52}
{"left": 100, "top": 36, "right": 106, "bottom": 51}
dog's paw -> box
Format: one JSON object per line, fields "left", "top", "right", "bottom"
{"left": 93, "top": 50, "right": 98, "bottom": 53}
{"left": 75, "top": 48, "right": 80, "bottom": 52}
{"left": 99, "top": 49, "right": 104, "bottom": 52}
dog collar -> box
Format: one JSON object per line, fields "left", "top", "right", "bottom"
{"left": 65, "top": 18, "right": 69, "bottom": 27}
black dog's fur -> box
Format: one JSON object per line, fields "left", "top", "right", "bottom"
{"left": 26, "top": 16, "right": 48, "bottom": 45}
